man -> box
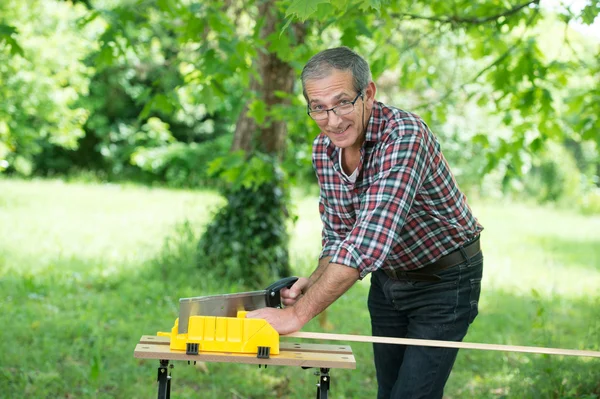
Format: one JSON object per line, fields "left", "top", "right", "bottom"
{"left": 248, "top": 46, "right": 484, "bottom": 399}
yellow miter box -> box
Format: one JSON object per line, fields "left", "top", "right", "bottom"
{"left": 158, "top": 311, "right": 279, "bottom": 358}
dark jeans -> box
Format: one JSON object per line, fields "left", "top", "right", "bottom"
{"left": 368, "top": 251, "right": 483, "bottom": 399}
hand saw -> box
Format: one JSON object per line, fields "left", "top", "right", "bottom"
{"left": 177, "top": 276, "right": 298, "bottom": 334}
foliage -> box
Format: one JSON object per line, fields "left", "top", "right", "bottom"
{"left": 0, "top": 23, "right": 23, "bottom": 56}
{"left": 0, "top": 0, "right": 245, "bottom": 183}
{"left": 280, "top": 0, "right": 600, "bottom": 198}
{"left": 198, "top": 154, "right": 292, "bottom": 287}
{"left": 70, "top": 3, "right": 241, "bottom": 182}
{"left": 520, "top": 142, "right": 582, "bottom": 203}
{"left": 1, "top": 0, "right": 599, "bottom": 199}
{"left": 0, "top": 0, "right": 94, "bottom": 175}
{"left": 131, "top": 133, "right": 232, "bottom": 187}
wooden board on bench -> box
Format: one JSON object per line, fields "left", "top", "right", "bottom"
{"left": 134, "top": 335, "right": 356, "bottom": 369}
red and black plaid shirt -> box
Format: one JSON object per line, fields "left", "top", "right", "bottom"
{"left": 313, "top": 101, "right": 483, "bottom": 279}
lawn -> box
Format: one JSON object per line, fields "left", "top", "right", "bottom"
{"left": 0, "top": 178, "right": 598, "bottom": 398}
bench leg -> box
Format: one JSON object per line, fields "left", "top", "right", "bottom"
{"left": 316, "top": 368, "right": 330, "bottom": 399}
{"left": 157, "top": 359, "right": 171, "bottom": 399}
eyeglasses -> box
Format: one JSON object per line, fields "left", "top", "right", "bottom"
{"left": 307, "top": 92, "right": 363, "bottom": 121}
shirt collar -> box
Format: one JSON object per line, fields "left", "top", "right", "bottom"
{"left": 363, "top": 100, "right": 385, "bottom": 143}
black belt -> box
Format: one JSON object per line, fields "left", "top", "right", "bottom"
{"left": 384, "top": 236, "right": 481, "bottom": 282}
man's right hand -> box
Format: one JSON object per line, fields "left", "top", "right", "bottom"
{"left": 281, "top": 277, "right": 310, "bottom": 306}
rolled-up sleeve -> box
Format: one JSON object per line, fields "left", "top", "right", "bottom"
{"left": 330, "top": 128, "right": 434, "bottom": 279}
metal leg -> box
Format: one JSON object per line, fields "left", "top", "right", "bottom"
{"left": 157, "top": 359, "right": 172, "bottom": 399}
{"left": 315, "top": 368, "right": 330, "bottom": 399}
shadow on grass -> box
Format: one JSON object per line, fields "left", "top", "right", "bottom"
{"left": 1, "top": 221, "right": 599, "bottom": 399}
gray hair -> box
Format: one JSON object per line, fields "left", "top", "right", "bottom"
{"left": 301, "top": 46, "right": 372, "bottom": 99}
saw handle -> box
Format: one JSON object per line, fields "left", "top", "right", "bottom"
{"left": 264, "top": 276, "right": 299, "bottom": 308}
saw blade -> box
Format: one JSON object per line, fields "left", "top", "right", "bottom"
{"left": 177, "top": 290, "right": 267, "bottom": 334}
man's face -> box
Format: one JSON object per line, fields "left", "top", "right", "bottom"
{"left": 305, "top": 69, "right": 375, "bottom": 151}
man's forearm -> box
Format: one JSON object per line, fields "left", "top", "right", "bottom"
{"left": 307, "top": 256, "right": 333, "bottom": 288}
{"left": 245, "top": 262, "right": 359, "bottom": 334}
{"left": 293, "top": 262, "right": 359, "bottom": 325}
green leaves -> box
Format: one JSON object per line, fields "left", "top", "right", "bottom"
{"left": 0, "top": 24, "right": 23, "bottom": 56}
{"left": 198, "top": 176, "right": 292, "bottom": 287}
{"left": 208, "top": 151, "right": 281, "bottom": 191}
{"left": 267, "top": 30, "right": 294, "bottom": 61}
{"left": 285, "top": 0, "right": 331, "bottom": 21}
{"left": 580, "top": 0, "right": 600, "bottom": 25}
{"left": 0, "top": 0, "right": 596, "bottom": 198}
{"left": 284, "top": 0, "right": 383, "bottom": 20}
{"left": 359, "top": 0, "right": 382, "bottom": 12}
{"left": 248, "top": 99, "right": 268, "bottom": 125}
{"left": 200, "top": 150, "right": 293, "bottom": 286}
{"left": 139, "top": 94, "right": 176, "bottom": 121}
{"left": 0, "top": 0, "right": 95, "bottom": 175}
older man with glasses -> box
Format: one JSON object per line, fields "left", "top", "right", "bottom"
{"left": 248, "top": 46, "right": 484, "bottom": 399}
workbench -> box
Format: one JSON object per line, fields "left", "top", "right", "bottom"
{"left": 134, "top": 335, "right": 356, "bottom": 398}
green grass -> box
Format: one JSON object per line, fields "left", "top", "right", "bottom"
{"left": 0, "top": 178, "right": 598, "bottom": 398}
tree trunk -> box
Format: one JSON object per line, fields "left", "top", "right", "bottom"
{"left": 200, "top": 3, "right": 308, "bottom": 286}
{"left": 231, "top": 1, "right": 307, "bottom": 156}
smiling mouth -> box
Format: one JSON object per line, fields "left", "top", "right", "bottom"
{"left": 329, "top": 126, "right": 350, "bottom": 135}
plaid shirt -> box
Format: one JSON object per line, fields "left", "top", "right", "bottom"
{"left": 313, "top": 101, "right": 483, "bottom": 279}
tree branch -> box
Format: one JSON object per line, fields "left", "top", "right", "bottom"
{"left": 389, "top": 0, "right": 539, "bottom": 26}
{"left": 413, "top": 7, "right": 541, "bottom": 111}
{"left": 562, "top": 20, "right": 592, "bottom": 68}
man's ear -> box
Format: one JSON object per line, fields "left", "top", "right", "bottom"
{"left": 364, "top": 81, "right": 377, "bottom": 106}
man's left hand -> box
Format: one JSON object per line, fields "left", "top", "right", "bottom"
{"left": 246, "top": 306, "right": 304, "bottom": 335}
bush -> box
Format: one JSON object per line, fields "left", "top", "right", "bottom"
{"left": 131, "top": 133, "right": 231, "bottom": 188}
{"left": 522, "top": 142, "right": 583, "bottom": 204}
{"left": 198, "top": 182, "right": 291, "bottom": 288}
{"left": 197, "top": 154, "right": 292, "bottom": 288}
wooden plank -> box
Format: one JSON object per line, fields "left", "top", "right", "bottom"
{"left": 140, "top": 335, "right": 169, "bottom": 345}
{"left": 139, "top": 335, "right": 353, "bottom": 355}
{"left": 286, "top": 332, "right": 600, "bottom": 359}
{"left": 134, "top": 343, "right": 356, "bottom": 369}
{"left": 281, "top": 342, "right": 353, "bottom": 355}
